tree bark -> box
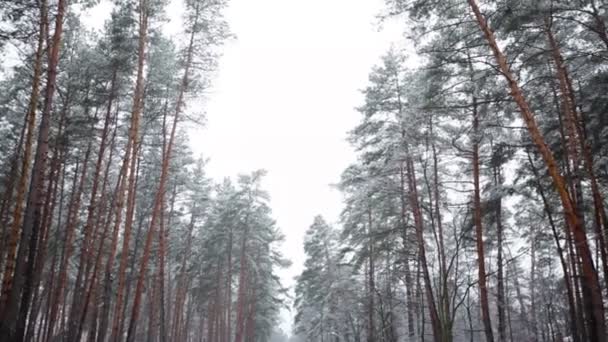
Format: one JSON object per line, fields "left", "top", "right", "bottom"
{"left": 110, "top": 2, "right": 148, "bottom": 340}
{"left": 494, "top": 163, "right": 506, "bottom": 342}
{"left": 366, "top": 204, "right": 375, "bottom": 342}
{"left": 399, "top": 165, "right": 416, "bottom": 340}
{"left": 527, "top": 150, "right": 581, "bottom": 342}
{"left": 0, "top": 0, "right": 66, "bottom": 338}
{"left": 0, "top": 0, "right": 47, "bottom": 317}
{"left": 466, "top": 2, "right": 606, "bottom": 340}
{"left": 471, "top": 96, "right": 494, "bottom": 342}
{"left": 67, "top": 69, "right": 119, "bottom": 342}
{"left": 172, "top": 212, "right": 196, "bottom": 341}
{"left": 125, "top": 3, "right": 198, "bottom": 339}
{"left": 405, "top": 150, "right": 442, "bottom": 342}
{"left": 546, "top": 17, "right": 608, "bottom": 291}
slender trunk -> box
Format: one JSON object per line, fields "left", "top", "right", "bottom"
{"left": 147, "top": 271, "right": 159, "bottom": 342}
{"left": 172, "top": 212, "right": 196, "bottom": 341}
{"left": 110, "top": 2, "right": 148, "bottom": 340}
{"left": 467, "top": 2, "right": 606, "bottom": 340}
{"left": 234, "top": 230, "right": 249, "bottom": 342}
{"left": 531, "top": 225, "right": 539, "bottom": 341}
{"left": 0, "top": 112, "right": 27, "bottom": 266}
{"left": 118, "top": 148, "right": 144, "bottom": 339}
{"left": 430, "top": 116, "right": 450, "bottom": 342}
{"left": 74, "top": 124, "right": 119, "bottom": 342}
{"left": 56, "top": 98, "right": 98, "bottom": 341}
{"left": 226, "top": 227, "right": 233, "bottom": 342}
{"left": 244, "top": 272, "right": 257, "bottom": 342}
{"left": 20, "top": 132, "right": 61, "bottom": 342}
{"left": 158, "top": 104, "right": 169, "bottom": 342}
{"left": 494, "top": 162, "right": 506, "bottom": 342}
{"left": 405, "top": 150, "right": 442, "bottom": 342}
{"left": 0, "top": 0, "right": 67, "bottom": 334}
{"left": 198, "top": 311, "right": 205, "bottom": 342}
{"left": 207, "top": 263, "right": 221, "bottom": 342}
{"left": 125, "top": 4, "right": 198, "bottom": 339}
{"left": 165, "top": 185, "right": 177, "bottom": 339}
{"left": 68, "top": 70, "right": 119, "bottom": 342}
{"left": 549, "top": 66, "right": 586, "bottom": 340}
{"left": 472, "top": 96, "right": 494, "bottom": 342}
{"left": 97, "top": 126, "right": 130, "bottom": 342}
{"left": 0, "top": 0, "right": 47, "bottom": 318}
{"left": 158, "top": 199, "right": 167, "bottom": 342}
{"left": 567, "top": 226, "right": 588, "bottom": 342}
{"left": 50, "top": 139, "right": 93, "bottom": 339}
{"left": 24, "top": 129, "right": 62, "bottom": 342}
{"left": 527, "top": 150, "right": 581, "bottom": 342}
{"left": 41, "top": 121, "right": 67, "bottom": 342}
{"left": 399, "top": 166, "right": 416, "bottom": 339}
{"left": 548, "top": 18, "right": 608, "bottom": 291}
{"left": 366, "top": 205, "right": 375, "bottom": 342}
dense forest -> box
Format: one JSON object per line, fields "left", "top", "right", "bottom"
{"left": 0, "top": 0, "right": 289, "bottom": 341}
{"left": 1, "top": 0, "right": 608, "bottom": 342}
{"left": 293, "top": 1, "right": 608, "bottom": 342}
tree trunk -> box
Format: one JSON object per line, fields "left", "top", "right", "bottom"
{"left": 466, "top": 2, "right": 606, "bottom": 340}
{"left": 68, "top": 70, "right": 119, "bottom": 342}
{"left": 24, "top": 125, "right": 63, "bottom": 342}
{"left": 125, "top": 4, "right": 198, "bottom": 339}
{"left": 226, "top": 226, "right": 233, "bottom": 342}
{"left": 527, "top": 150, "right": 581, "bottom": 342}
{"left": 366, "top": 205, "right": 375, "bottom": 342}
{"left": 49, "top": 136, "right": 93, "bottom": 340}
{"left": 234, "top": 230, "right": 249, "bottom": 342}
{"left": 110, "top": 3, "right": 149, "bottom": 340}
{"left": 0, "top": 116, "right": 27, "bottom": 262}
{"left": 73, "top": 109, "right": 119, "bottom": 342}
{"left": 399, "top": 166, "right": 416, "bottom": 340}
{"left": 172, "top": 212, "right": 196, "bottom": 341}
{"left": 546, "top": 17, "right": 608, "bottom": 291}
{"left": 0, "top": 0, "right": 67, "bottom": 337}
{"left": 494, "top": 162, "right": 506, "bottom": 342}
{"left": 97, "top": 132, "right": 129, "bottom": 342}
{"left": 405, "top": 150, "right": 442, "bottom": 342}
{"left": 0, "top": 0, "right": 47, "bottom": 318}
{"left": 472, "top": 96, "right": 494, "bottom": 342}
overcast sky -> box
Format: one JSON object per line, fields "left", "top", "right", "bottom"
{"left": 188, "top": 0, "right": 404, "bottom": 333}
{"left": 85, "top": 0, "right": 405, "bottom": 333}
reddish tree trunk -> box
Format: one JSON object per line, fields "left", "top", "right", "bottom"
{"left": 0, "top": 113, "right": 27, "bottom": 262}
{"left": 48, "top": 140, "right": 93, "bottom": 338}
{"left": 67, "top": 70, "right": 119, "bottom": 342}
{"left": 110, "top": 3, "right": 148, "bottom": 339}
{"left": 546, "top": 18, "right": 608, "bottom": 289}
{"left": 405, "top": 151, "right": 442, "bottom": 342}
{"left": 172, "top": 213, "right": 196, "bottom": 341}
{"left": 2, "top": 3, "right": 66, "bottom": 338}
{"left": 0, "top": 0, "right": 48, "bottom": 319}
{"left": 23, "top": 127, "right": 63, "bottom": 342}
{"left": 74, "top": 124, "right": 120, "bottom": 342}
{"left": 466, "top": 1, "right": 606, "bottom": 340}
{"left": 125, "top": 4, "right": 198, "bottom": 339}
{"left": 233, "top": 245, "right": 249, "bottom": 342}
{"left": 527, "top": 150, "right": 581, "bottom": 342}
{"left": 494, "top": 164, "right": 506, "bottom": 342}
{"left": 471, "top": 96, "right": 494, "bottom": 342}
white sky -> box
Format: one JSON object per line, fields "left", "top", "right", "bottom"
{"left": 84, "top": 0, "right": 405, "bottom": 334}
{"left": 190, "top": 0, "right": 404, "bottom": 333}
